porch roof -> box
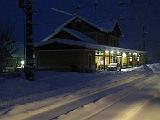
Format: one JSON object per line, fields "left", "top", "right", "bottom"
{"left": 35, "top": 38, "right": 146, "bottom": 54}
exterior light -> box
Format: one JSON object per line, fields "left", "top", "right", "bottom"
{"left": 105, "top": 50, "right": 109, "bottom": 54}
{"left": 133, "top": 53, "right": 137, "bottom": 56}
{"left": 129, "top": 57, "right": 132, "bottom": 61}
{"left": 122, "top": 53, "right": 126, "bottom": 57}
{"left": 20, "top": 60, "right": 25, "bottom": 68}
{"left": 117, "top": 56, "right": 122, "bottom": 58}
{"left": 21, "top": 60, "right": 25, "bottom": 65}
{"left": 117, "top": 51, "right": 120, "bottom": 54}
{"left": 100, "top": 60, "right": 104, "bottom": 65}
{"left": 111, "top": 51, "right": 114, "bottom": 54}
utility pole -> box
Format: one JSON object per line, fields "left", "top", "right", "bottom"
{"left": 19, "top": 0, "right": 35, "bottom": 81}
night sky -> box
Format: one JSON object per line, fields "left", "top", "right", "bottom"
{"left": 0, "top": 0, "right": 160, "bottom": 62}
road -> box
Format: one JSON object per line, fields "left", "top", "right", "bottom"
{"left": 0, "top": 73, "right": 159, "bottom": 120}
{"left": 59, "top": 74, "right": 160, "bottom": 120}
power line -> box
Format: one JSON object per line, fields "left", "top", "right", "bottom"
{"left": 50, "top": 7, "right": 73, "bottom": 16}
{"left": 118, "top": 0, "right": 153, "bottom": 6}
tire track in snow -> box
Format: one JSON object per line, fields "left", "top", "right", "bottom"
{"left": 58, "top": 74, "right": 156, "bottom": 120}
{"left": 25, "top": 74, "right": 150, "bottom": 120}
{"left": 0, "top": 73, "right": 151, "bottom": 120}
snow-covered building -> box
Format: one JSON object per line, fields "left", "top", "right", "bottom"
{"left": 35, "top": 16, "right": 146, "bottom": 72}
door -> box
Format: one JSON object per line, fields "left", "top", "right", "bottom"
{"left": 88, "top": 54, "right": 92, "bottom": 69}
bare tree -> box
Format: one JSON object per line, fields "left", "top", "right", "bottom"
{"left": 0, "top": 19, "right": 16, "bottom": 72}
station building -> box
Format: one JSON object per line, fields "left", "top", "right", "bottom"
{"left": 35, "top": 16, "right": 146, "bottom": 72}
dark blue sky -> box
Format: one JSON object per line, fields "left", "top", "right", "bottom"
{"left": 0, "top": 0, "right": 160, "bottom": 61}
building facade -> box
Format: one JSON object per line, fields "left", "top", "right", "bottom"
{"left": 35, "top": 16, "right": 146, "bottom": 72}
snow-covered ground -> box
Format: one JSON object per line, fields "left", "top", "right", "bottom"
{"left": 147, "top": 63, "right": 160, "bottom": 73}
{"left": 0, "top": 64, "right": 159, "bottom": 120}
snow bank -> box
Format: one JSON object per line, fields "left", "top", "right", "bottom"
{"left": 147, "top": 63, "right": 160, "bottom": 73}
{"left": 125, "top": 63, "right": 160, "bottom": 74}
{"left": 122, "top": 65, "right": 153, "bottom": 74}
{"left": 121, "top": 67, "right": 140, "bottom": 72}
{"left": 133, "top": 65, "right": 153, "bottom": 73}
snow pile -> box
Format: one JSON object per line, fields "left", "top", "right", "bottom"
{"left": 132, "top": 65, "right": 153, "bottom": 74}
{"left": 130, "top": 63, "right": 160, "bottom": 74}
{"left": 147, "top": 63, "right": 160, "bottom": 73}
{"left": 121, "top": 65, "right": 153, "bottom": 73}
{"left": 121, "top": 67, "right": 139, "bottom": 72}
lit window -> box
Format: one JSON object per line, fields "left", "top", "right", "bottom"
{"left": 105, "top": 50, "right": 109, "bottom": 54}
{"left": 122, "top": 53, "right": 126, "bottom": 57}
{"left": 111, "top": 51, "right": 114, "bottom": 54}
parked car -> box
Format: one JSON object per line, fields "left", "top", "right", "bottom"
{"left": 107, "top": 63, "right": 121, "bottom": 71}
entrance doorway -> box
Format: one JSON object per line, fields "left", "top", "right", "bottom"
{"left": 88, "top": 54, "right": 92, "bottom": 69}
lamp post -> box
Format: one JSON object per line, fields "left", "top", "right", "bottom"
{"left": 19, "top": 0, "right": 35, "bottom": 81}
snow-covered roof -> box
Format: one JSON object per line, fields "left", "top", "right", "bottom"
{"left": 42, "top": 15, "right": 117, "bottom": 42}
{"left": 35, "top": 38, "right": 88, "bottom": 48}
{"left": 42, "top": 17, "right": 76, "bottom": 42}
{"left": 35, "top": 38, "right": 146, "bottom": 53}
{"left": 37, "top": 16, "right": 143, "bottom": 53}
{"left": 63, "top": 28, "right": 97, "bottom": 44}
{"left": 41, "top": 27, "right": 97, "bottom": 44}
{"left": 73, "top": 16, "right": 113, "bottom": 33}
